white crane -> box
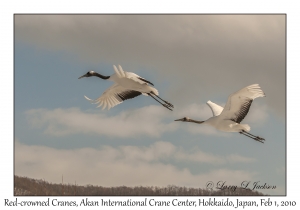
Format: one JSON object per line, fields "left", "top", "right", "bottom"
{"left": 175, "top": 84, "right": 266, "bottom": 143}
{"left": 78, "top": 65, "right": 174, "bottom": 111}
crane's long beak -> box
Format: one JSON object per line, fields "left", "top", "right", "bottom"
{"left": 78, "top": 74, "right": 88, "bottom": 79}
{"left": 174, "top": 118, "right": 185, "bottom": 122}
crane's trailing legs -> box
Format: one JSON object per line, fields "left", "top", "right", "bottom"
{"left": 150, "top": 91, "right": 174, "bottom": 108}
{"left": 147, "top": 92, "right": 173, "bottom": 111}
{"left": 239, "top": 130, "right": 265, "bottom": 143}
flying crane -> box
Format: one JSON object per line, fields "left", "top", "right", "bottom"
{"left": 78, "top": 65, "right": 174, "bottom": 111}
{"left": 175, "top": 84, "right": 266, "bottom": 143}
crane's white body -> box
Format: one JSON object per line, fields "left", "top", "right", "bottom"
{"left": 204, "top": 100, "right": 251, "bottom": 132}
{"left": 203, "top": 116, "right": 251, "bottom": 132}
{"left": 84, "top": 65, "right": 160, "bottom": 110}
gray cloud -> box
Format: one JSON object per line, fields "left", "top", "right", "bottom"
{"left": 15, "top": 15, "right": 285, "bottom": 117}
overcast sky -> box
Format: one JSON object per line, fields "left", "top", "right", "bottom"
{"left": 14, "top": 14, "right": 286, "bottom": 195}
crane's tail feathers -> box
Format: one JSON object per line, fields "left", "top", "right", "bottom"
{"left": 149, "top": 87, "right": 159, "bottom": 96}
{"left": 247, "top": 84, "right": 266, "bottom": 99}
{"left": 241, "top": 124, "right": 251, "bottom": 132}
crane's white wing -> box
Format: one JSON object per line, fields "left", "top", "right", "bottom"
{"left": 114, "top": 65, "right": 154, "bottom": 86}
{"left": 206, "top": 100, "right": 224, "bottom": 116}
{"left": 219, "top": 84, "right": 265, "bottom": 123}
{"left": 84, "top": 84, "right": 142, "bottom": 110}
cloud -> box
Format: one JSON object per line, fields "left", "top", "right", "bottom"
{"left": 25, "top": 101, "right": 269, "bottom": 138}
{"left": 25, "top": 105, "right": 177, "bottom": 138}
{"left": 15, "top": 141, "right": 256, "bottom": 187}
{"left": 103, "top": 141, "right": 256, "bottom": 165}
{"left": 15, "top": 15, "right": 285, "bottom": 117}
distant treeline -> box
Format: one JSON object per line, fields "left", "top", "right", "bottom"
{"left": 14, "top": 175, "right": 266, "bottom": 196}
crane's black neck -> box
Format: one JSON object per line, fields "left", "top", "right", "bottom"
{"left": 94, "top": 73, "right": 110, "bottom": 80}
{"left": 188, "top": 119, "right": 204, "bottom": 124}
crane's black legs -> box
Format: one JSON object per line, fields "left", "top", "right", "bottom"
{"left": 151, "top": 92, "right": 174, "bottom": 108}
{"left": 148, "top": 93, "right": 173, "bottom": 111}
{"left": 243, "top": 130, "right": 265, "bottom": 141}
{"left": 239, "top": 130, "right": 265, "bottom": 143}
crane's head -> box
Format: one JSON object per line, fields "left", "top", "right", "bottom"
{"left": 174, "top": 117, "right": 204, "bottom": 124}
{"left": 174, "top": 117, "right": 190, "bottom": 122}
{"left": 78, "top": 71, "right": 96, "bottom": 79}
{"left": 78, "top": 71, "right": 110, "bottom": 80}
